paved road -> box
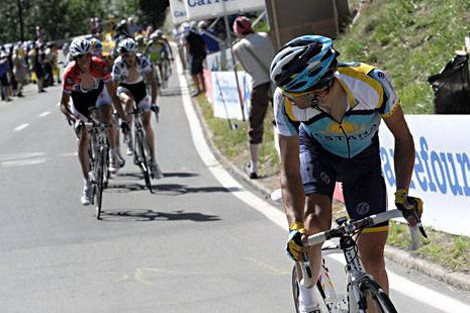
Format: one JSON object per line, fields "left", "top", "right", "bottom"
{"left": 0, "top": 66, "right": 469, "bottom": 313}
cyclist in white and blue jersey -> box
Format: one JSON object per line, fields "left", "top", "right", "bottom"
{"left": 271, "top": 35, "right": 423, "bottom": 313}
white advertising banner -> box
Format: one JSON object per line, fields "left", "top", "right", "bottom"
{"left": 169, "top": 0, "right": 188, "bottom": 24}
{"left": 184, "top": 0, "right": 265, "bottom": 21}
{"left": 379, "top": 115, "right": 470, "bottom": 236}
{"left": 211, "top": 71, "right": 251, "bottom": 121}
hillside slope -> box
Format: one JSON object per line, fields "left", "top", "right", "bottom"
{"left": 335, "top": 0, "right": 470, "bottom": 113}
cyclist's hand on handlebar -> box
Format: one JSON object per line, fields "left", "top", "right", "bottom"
{"left": 395, "top": 189, "right": 426, "bottom": 237}
{"left": 286, "top": 222, "right": 306, "bottom": 261}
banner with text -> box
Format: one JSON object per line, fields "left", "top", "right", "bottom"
{"left": 184, "top": 0, "right": 265, "bottom": 21}
{"left": 211, "top": 71, "right": 251, "bottom": 120}
{"left": 379, "top": 115, "right": 470, "bottom": 236}
{"left": 169, "top": 0, "right": 188, "bottom": 24}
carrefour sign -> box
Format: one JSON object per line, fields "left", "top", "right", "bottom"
{"left": 379, "top": 115, "right": 470, "bottom": 236}
{"left": 169, "top": 0, "right": 188, "bottom": 24}
{"left": 184, "top": 0, "right": 265, "bottom": 20}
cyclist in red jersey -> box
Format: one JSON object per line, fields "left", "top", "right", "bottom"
{"left": 59, "top": 37, "right": 128, "bottom": 205}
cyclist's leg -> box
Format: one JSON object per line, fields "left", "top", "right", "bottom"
{"left": 297, "top": 128, "right": 336, "bottom": 311}
{"left": 96, "top": 87, "right": 117, "bottom": 152}
{"left": 118, "top": 87, "right": 135, "bottom": 154}
{"left": 139, "top": 96, "right": 155, "bottom": 159}
{"left": 343, "top": 169, "right": 389, "bottom": 295}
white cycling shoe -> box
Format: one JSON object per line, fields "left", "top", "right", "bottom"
{"left": 80, "top": 180, "right": 93, "bottom": 206}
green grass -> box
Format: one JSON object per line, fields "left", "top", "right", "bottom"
{"left": 334, "top": 0, "right": 470, "bottom": 113}
{"left": 388, "top": 222, "right": 470, "bottom": 273}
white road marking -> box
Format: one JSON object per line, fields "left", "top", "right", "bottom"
{"left": 14, "top": 123, "right": 29, "bottom": 131}
{"left": 1, "top": 158, "right": 46, "bottom": 167}
{"left": 0, "top": 152, "right": 45, "bottom": 162}
{"left": 176, "top": 55, "right": 470, "bottom": 312}
{"left": 39, "top": 111, "right": 51, "bottom": 117}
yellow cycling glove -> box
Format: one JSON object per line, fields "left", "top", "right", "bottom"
{"left": 286, "top": 222, "right": 306, "bottom": 261}
{"left": 395, "top": 189, "right": 424, "bottom": 221}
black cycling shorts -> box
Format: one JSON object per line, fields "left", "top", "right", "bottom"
{"left": 71, "top": 80, "right": 104, "bottom": 119}
{"left": 299, "top": 126, "right": 388, "bottom": 229}
{"left": 119, "top": 80, "right": 147, "bottom": 106}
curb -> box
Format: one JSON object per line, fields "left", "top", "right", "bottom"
{"left": 189, "top": 87, "right": 470, "bottom": 293}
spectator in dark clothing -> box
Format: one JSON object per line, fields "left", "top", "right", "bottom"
{"left": 198, "top": 21, "right": 221, "bottom": 54}
{"left": 0, "top": 52, "right": 12, "bottom": 102}
{"left": 184, "top": 24, "right": 207, "bottom": 96}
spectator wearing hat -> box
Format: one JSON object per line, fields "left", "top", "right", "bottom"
{"left": 232, "top": 16, "right": 275, "bottom": 179}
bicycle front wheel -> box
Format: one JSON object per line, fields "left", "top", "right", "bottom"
{"left": 292, "top": 265, "right": 330, "bottom": 313}
{"left": 96, "top": 147, "right": 106, "bottom": 220}
{"left": 135, "top": 130, "right": 153, "bottom": 193}
{"left": 360, "top": 279, "right": 397, "bottom": 313}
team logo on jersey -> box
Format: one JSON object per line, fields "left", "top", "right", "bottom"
{"left": 320, "top": 171, "right": 331, "bottom": 184}
{"left": 356, "top": 202, "right": 370, "bottom": 215}
{"left": 66, "top": 77, "right": 74, "bottom": 86}
{"left": 102, "top": 66, "right": 108, "bottom": 74}
{"left": 113, "top": 67, "right": 121, "bottom": 75}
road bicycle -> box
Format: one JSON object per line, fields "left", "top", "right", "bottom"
{"left": 79, "top": 119, "right": 112, "bottom": 220}
{"left": 292, "top": 208, "right": 426, "bottom": 313}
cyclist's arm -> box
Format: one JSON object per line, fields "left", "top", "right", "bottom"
{"left": 59, "top": 92, "right": 74, "bottom": 121}
{"left": 146, "top": 69, "right": 158, "bottom": 104}
{"left": 105, "top": 80, "right": 127, "bottom": 120}
{"left": 279, "top": 134, "right": 305, "bottom": 226}
{"left": 382, "top": 104, "right": 415, "bottom": 192}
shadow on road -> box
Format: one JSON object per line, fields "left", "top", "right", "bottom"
{"left": 100, "top": 209, "right": 221, "bottom": 223}
{"left": 106, "top": 182, "right": 240, "bottom": 195}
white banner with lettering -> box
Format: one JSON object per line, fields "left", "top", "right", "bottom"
{"left": 379, "top": 115, "right": 470, "bottom": 236}
{"left": 184, "top": 0, "right": 265, "bottom": 20}
{"left": 211, "top": 71, "right": 251, "bottom": 120}
{"left": 169, "top": 0, "right": 188, "bottom": 24}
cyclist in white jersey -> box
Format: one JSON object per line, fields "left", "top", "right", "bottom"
{"left": 270, "top": 35, "right": 423, "bottom": 313}
{"left": 111, "top": 38, "right": 162, "bottom": 179}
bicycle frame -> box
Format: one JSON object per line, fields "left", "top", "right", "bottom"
{"left": 298, "top": 209, "right": 410, "bottom": 313}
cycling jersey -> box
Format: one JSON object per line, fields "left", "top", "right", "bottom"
{"left": 111, "top": 53, "right": 152, "bottom": 84}
{"left": 146, "top": 40, "right": 169, "bottom": 64}
{"left": 112, "top": 54, "right": 153, "bottom": 111}
{"left": 274, "top": 62, "right": 399, "bottom": 159}
{"left": 62, "top": 56, "right": 111, "bottom": 94}
{"left": 62, "top": 56, "right": 112, "bottom": 119}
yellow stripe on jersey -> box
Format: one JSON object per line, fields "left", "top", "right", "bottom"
{"left": 284, "top": 97, "right": 299, "bottom": 122}
{"left": 338, "top": 64, "right": 384, "bottom": 110}
{"left": 361, "top": 225, "right": 389, "bottom": 233}
{"left": 382, "top": 102, "right": 401, "bottom": 118}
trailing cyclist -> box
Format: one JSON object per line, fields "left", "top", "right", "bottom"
{"left": 59, "top": 37, "right": 128, "bottom": 205}
{"left": 270, "top": 35, "right": 423, "bottom": 313}
{"left": 111, "top": 38, "right": 163, "bottom": 179}
{"left": 145, "top": 30, "right": 173, "bottom": 87}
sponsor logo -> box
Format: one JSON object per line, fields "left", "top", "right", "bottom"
{"left": 187, "top": 0, "right": 234, "bottom": 8}
{"left": 356, "top": 202, "right": 370, "bottom": 215}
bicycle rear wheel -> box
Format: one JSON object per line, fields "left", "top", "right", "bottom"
{"left": 96, "top": 147, "right": 106, "bottom": 220}
{"left": 360, "top": 279, "right": 397, "bottom": 313}
{"left": 135, "top": 130, "right": 153, "bottom": 193}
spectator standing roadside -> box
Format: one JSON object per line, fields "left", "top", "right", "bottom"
{"left": 232, "top": 16, "right": 275, "bottom": 179}
{"left": 184, "top": 23, "right": 207, "bottom": 96}
{"left": 0, "top": 52, "right": 12, "bottom": 102}
{"left": 198, "top": 21, "right": 221, "bottom": 54}
{"left": 12, "top": 45, "right": 29, "bottom": 97}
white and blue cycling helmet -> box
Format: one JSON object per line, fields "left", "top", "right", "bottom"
{"left": 270, "top": 35, "right": 339, "bottom": 93}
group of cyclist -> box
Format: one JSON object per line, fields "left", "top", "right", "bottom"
{"left": 57, "top": 14, "right": 425, "bottom": 312}
{"left": 59, "top": 33, "right": 166, "bottom": 205}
